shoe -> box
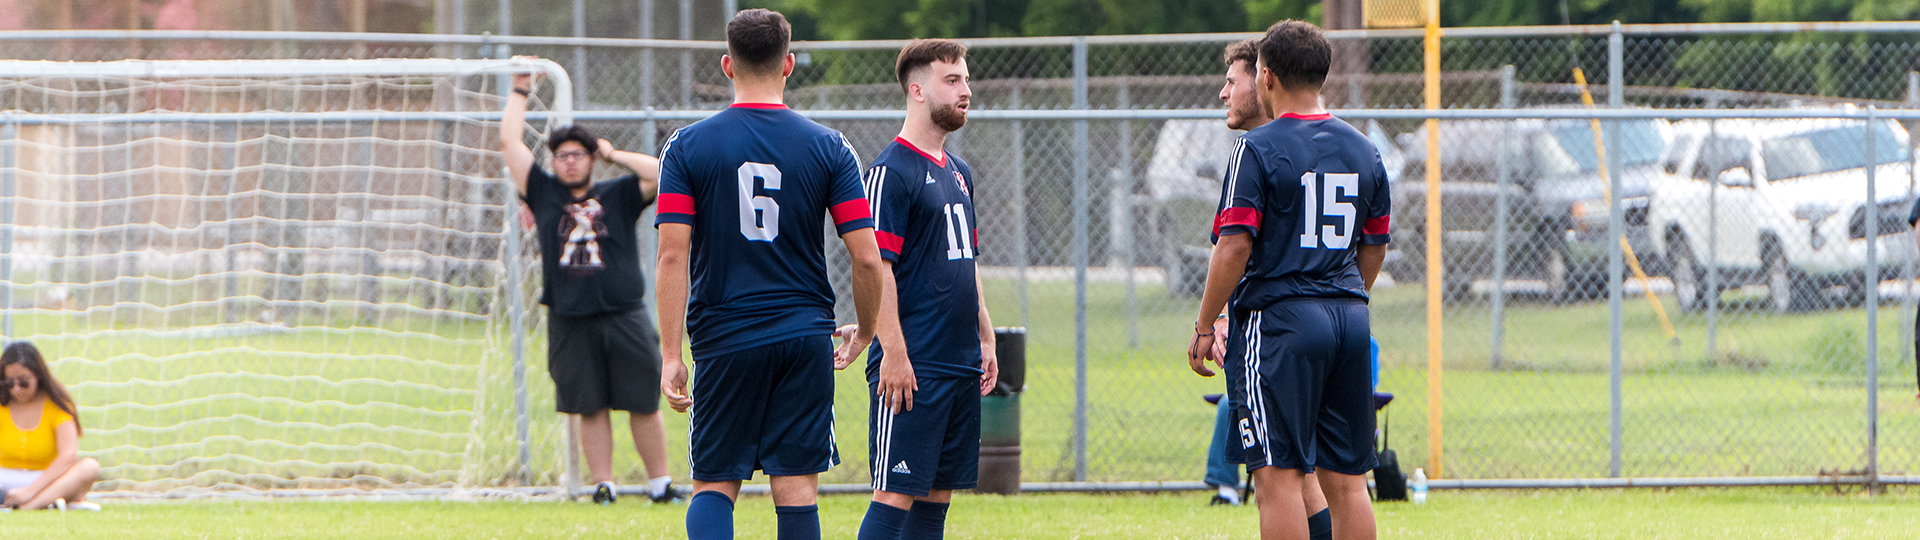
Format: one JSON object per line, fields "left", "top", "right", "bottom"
{"left": 591, "top": 482, "right": 617, "bottom": 505}
{"left": 650, "top": 484, "right": 688, "bottom": 504}
{"left": 67, "top": 502, "right": 100, "bottom": 511}
{"left": 1208, "top": 494, "right": 1242, "bottom": 506}
{"left": 52, "top": 498, "right": 65, "bottom": 511}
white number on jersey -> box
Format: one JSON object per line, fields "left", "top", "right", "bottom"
{"left": 737, "top": 162, "right": 781, "bottom": 241}
{"left": 943, "top": 203, "right": 975, "bottom": 260}
{"left": 1298, "top": 172, "right": 1358, "bottom": 250}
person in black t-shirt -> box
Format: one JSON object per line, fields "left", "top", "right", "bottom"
{"left": 501, "top": 64, "right": 681, "bottom": 504}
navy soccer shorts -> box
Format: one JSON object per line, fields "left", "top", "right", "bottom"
{"left": 1223, "top": 298, "right": 1378, "bottom": 476}
{"left": 868, "top": 376, "right": 981, "bottom": 496}
{"left": 687, "top": 335, "right": 840, "bottom": 482}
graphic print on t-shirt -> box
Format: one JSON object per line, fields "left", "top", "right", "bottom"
{"left": 559, "top": 198, "right": 608, "bottom": 274}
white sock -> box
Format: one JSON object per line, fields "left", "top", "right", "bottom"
{"left": 1217, "top": 485, "right": 1240, "bottom": 504}
{"left": 649, "top": 476, "right": 673, "bottom": 498}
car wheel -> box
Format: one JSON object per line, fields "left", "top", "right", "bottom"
{"left": 1670, "top": 242, "right": 1707, "bottom": 312}
{"left": 1766, "top": 249, "right": 1818, "bottom": 312}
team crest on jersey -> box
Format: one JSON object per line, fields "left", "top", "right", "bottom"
{"left": 954, "top": 171, "right": 969, "bottom": 196}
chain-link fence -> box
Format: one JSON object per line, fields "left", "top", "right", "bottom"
{"left": 3, "top": 24, "right": 1920, "bottom": 492}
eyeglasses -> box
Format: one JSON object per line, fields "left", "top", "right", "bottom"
{"left": 1, "top": 379, "right": 31, "bottom": 389}
{"left": 553, "top": 150, "right": 594, "bottom": 162}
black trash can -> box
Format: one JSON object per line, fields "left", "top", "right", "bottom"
{"left": 977, "top": 327, "right": 1025, "bottom": 495}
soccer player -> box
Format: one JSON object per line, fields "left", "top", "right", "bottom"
{"left": 844, "top": 38, "right": 999, "bottom": 540}
{"left": 654, "top": 9, "right": 900, "bottom": 540}
{"left": 1187, "top": 21, "right": 1388, "bottom": 540}
{"left": 1198, "top": 38, "right": 1335, "bottom": 539}
{"left": 498, "top": 65, "right": 680, "bottom": 505}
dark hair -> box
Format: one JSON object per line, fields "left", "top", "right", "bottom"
{"left": 546, "top": 124, "right": 599, "bottom": 155}
{"left": 0, "top": 342, "right": 81, "bottom": 437}
{"left": 1223, "top": 39, "right": 1259, "bottom": 76}
{"left": 895, "top": 39, "right": 969, "bottom": 94}
{"left": 727, "top": 8, "right": 791, "bottom": 77}
{"left": 1257, "top": 20, "right": 1331, "bottom": 90}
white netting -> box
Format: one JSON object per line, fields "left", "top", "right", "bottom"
{"left": 0, "top": 59, "right": 568, "bottom": 495}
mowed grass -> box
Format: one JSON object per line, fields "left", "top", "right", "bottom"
{"left": 28, "top": 270, "right": 1920, "bottom": 490}
{"left": 7, "top": 488, "right": 1920, "bottom": 539}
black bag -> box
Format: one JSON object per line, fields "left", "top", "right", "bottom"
{"left": 1372, "top": 406, "right": 1407, "bottom": 501}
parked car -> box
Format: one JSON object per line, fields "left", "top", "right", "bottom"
{"left": 1136, "top": 119, "right": 1403, "bottom": 297}
{"left": 1390, "top": 118, "right": 1672, "bottom": 303}
{"left": 1648, "top": 116, "right": 1917, "bottom": 312}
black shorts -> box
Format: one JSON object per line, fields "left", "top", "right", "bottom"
{"left": 547, "top": 309, "right": 662, "bottom": 415}
{"left": 868, "top": 376, "right": 981, "bottom": 496}
{"left": 688, "top": 335, "right": 840, "bottom": 482}
{"left": 1224, "top": 298, "right": 1378, "bottom": 476}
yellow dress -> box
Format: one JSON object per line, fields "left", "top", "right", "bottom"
{"left": 0, "top": 400, "right": 73, "bottom": 471}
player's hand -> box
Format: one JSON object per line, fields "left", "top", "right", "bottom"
{"left": 978, "top": 339, "right": 999, "bottom": 396}
{"left": 510, "top": 56, "right": 543, "bottom": 91}
{"left": 595, "top": 138, "right": 616, "bottom": 161}
{"left": 1188, "top": 322, "right": 1217, "bottom": 378}
{"left": 1208, "top": 318, "right": 1229, "bottom": 366}
{"left": 876, "top": 353, "right": 917, "bottom": 413}
{"left": 661, "top": 357, "right": 692, "bottom": 413}
{"left": 832, "top": 324, "right": 871, "bottom": 370}
{"left": 3, "top": 487, "right": 28, "bottom": 506}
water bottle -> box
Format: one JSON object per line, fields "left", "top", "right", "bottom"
{"left": 1410, "top": 468, "right": 1429, "bottom": 505}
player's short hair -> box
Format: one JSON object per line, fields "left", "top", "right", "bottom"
{"left": 546, "top": 125, "right": 599, "bottom": 155}
{"left": 1223, "top": 38, "right": 1259, "bottom": 76}
{"left": 894, "top": 39, "right": 969, "bottom": 94}
{"left": 727, "top": 8, "right": 791, "bottom": 77}
{"left": 1258, "top": 20, "right": 1330, "bottom": 90}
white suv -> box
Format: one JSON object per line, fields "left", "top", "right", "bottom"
{"left": 1649, "top": 117, "right": 1916, "bottom": 312}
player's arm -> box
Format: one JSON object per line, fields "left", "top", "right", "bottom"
{"left": 975, "top": 270, "right": 999, "bottom": 396}
{"left": 499, "top": 64, "right": 539, "bottom": 195}
{"left": 1190, "top": 141, "right": 1264, "bottom": 377}
{"left": 656, "top": 223, "right": 693, "bottom": 413}
{"left": 594, "top": 137, "right": 661, "bottom": 201}
{"left": 1358, "top": 160, "right": 1393, "bottom": 291}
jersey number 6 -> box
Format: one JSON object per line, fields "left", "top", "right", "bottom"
{"left": 1298, "top": 172, "right": 1358, "bottom": 250}
{"left": 738, "top": 162, "right": 781, "bottom": 241}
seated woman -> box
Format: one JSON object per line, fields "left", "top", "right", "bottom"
{"left": 0, "top": 342, "right": 98, "bottom": 510}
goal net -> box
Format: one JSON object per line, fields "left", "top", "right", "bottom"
{"left": 0, "top": 58, "right": 571, "bottom": 497}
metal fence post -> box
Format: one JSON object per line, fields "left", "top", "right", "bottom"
{"left": 1492, "top": 65, "right": 1514, "bottom": 370}
{"left": 1865, "top": 106, "right": 1881, "bottom": 493}
{"left": 1119, "top": 77, "right": 1138, "bottom": 349}
{"left": 1706, "top": 120, "right": 1720, "bottom": 360}
{"left": 640, "top": 0, "right": 654, "bottom": 109}
{"left": 572, "top": 0, "right": 587, "bottom": 106}
{"left": 1606, "top": 21, "right": 1625, "bottom": 479}
{"left": 0, "top": 119, "right": 13, "bottom": 338}
{"left": 679, "top": 0, "right": 692, "bottom": 108}
{"left": 1070, "top": 36, "right": 1091, "bottom": 483}
{"left": 1013, "top": 87, "right": 1030, "bottom": 329}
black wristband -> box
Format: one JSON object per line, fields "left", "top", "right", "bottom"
{"left": 512, "top": 87, "right": 531, "bottom": 97}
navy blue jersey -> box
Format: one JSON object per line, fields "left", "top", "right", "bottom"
{"left": 862, "top": 138, "right": 983, "bottom": 380}
{"left": 655, "top": 103, "right": 874, "bottom": 358}
{"left": 1212, "top": 113, "right": 1391, "bottom": 309}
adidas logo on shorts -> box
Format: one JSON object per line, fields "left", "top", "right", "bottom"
{"left": 892, "top": 461, "right": 912, "bottom": 475}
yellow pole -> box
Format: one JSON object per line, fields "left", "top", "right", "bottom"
{"left": 1422, "top": 0, "right": 1444, "bottom": 480}
{"left": 1571, "top": 68, "right": 1680, "bottom": 344}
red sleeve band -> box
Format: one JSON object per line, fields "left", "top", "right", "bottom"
{"left": 658, "top": 193, "right": 695, "bottom": 215}
{"left": 1363, "top": 215, "right": 1391, "bottom": 236}
{"left": 875, "top": 230, "right": 905, "bottom": 253}
{"left": 1213, "top": 207, "right": 1262, "bottom": 235}
{"left": 830, "top": 198, "right": 872, "bottom": 225}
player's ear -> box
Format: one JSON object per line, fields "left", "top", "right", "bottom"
{"left": 781, "top": 53, "right": 795, "bottom": 78}
{"left": 721, "top": 55, "right": 736, "bottom": 80}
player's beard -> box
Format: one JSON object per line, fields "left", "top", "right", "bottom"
{"left": 931, "top": 100, "right": 968, "bottom": 132}
{"left": 560, "top": 173, "right": 592, "bottom": 190}
{"left": 1227, "top": 91, "right": 1263, "bottom": 131}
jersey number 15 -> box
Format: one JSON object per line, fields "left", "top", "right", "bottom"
{"left": 1298, "top": 172, "right": 1358, "bottom": 250}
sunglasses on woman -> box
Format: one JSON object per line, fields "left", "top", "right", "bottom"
{"left": 0, "top": 379, "right": 31, "bottom": 389}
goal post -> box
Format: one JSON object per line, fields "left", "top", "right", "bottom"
{"left": 0, "top": 57, "right": 576, "bottom": 497}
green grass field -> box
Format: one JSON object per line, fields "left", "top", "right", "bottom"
{"left": 21, "top": 269, "right": 1920, "bottom": 492}
{"left": 7, "top": 488, "right": 1919, "bottom": 539}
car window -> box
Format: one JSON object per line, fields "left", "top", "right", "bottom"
{"left": 1760, "top": 123, "right": 1911, "bottom": 181}
{"left": 1664, "top": 133, "right": 1700, "bottom": 175}
{"left": 1692, "top": 136, "right": 1750, "bottom": 180}
{"left": 1545, "top": 121, "right": 1664, "bottom": 175}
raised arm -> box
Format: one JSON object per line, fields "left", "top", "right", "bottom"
{"left": 595, "top": 138, "right": 662, "bottom": 201}
{"left": 499, "top": 68, "right": 539, "bottom": 195}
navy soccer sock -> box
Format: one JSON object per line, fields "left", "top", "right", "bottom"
{"left": 775, "top": 504, "right": 821, "bottom": 540}
{"left": 901, "top": 500, "right": 950, "bottom": 540}
{"left": 1308, "top": 508, "right": 1332, "bottom": 540}
{"left": 686, "top": 491, "right": 735, "bottom": 540}
{"left": 857, "top": 501, "right": 911, "bottom": 540}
